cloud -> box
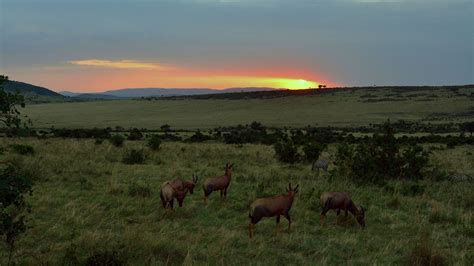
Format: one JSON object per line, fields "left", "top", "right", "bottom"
{"left": 68, "top": 59, "right": 173, "bottom": 70}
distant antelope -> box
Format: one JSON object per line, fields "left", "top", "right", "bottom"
{"left": 312, "top": 159, "right": 329, "bottom": 174}
{"left": 202, "top": 163, "right": 233, "bottom": 204}
{"left": 248, "top": 183, "right": 299, "bottom": 238}
{"left": 160, "top": 174, "right": 198, "bottom": 209}
{"left": 320, "top": 192, "right": 365, "bottom": 228}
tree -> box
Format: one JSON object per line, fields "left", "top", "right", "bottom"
{"left": 302, "top": 142, "right": 326, "bottom": 168}
{"left": 0, "top": 75, "right": 29, "bottom": 132}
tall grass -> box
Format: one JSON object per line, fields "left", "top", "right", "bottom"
{"left": 0, "top": 138, "right": 473, "bottom": 264}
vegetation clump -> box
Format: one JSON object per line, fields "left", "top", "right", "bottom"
{"left": 0, "top": 163, "right": 33, "bottom": 265}
{"left": 122, "top": 149, "right": 146, "bottom": 164}
{"left": 332, "top": 121, "right": 430, "bottom": 184}
{"left": 10, "top": 144, "right": 35, "bottom": 156}
{"left": 274, "top": 139, "right": 299, "bottom": 163}
{"left": 147, "top": 135, "right": 161, "bottom": 151}
{"left": 109, "top": 134, "right": 125, "bottom": 147}
{"left": 127, "top": 128, "right": 143, "bottom": 140}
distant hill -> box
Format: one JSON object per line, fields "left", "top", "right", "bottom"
{"left": 100, "top": 87, "right": 280, "bottom": 98}
{"left": 59, "top": 91, "right": 80, "bottom": 97}
{"left": 74, "top": 93, "right": 121, "bottom": 100}
{"left": 3, "top": 80, "right": 65, "bottom": 103}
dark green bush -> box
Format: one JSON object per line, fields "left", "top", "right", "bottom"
{"left": 187, "top": 130, "right": 212, "bottom": 142}
{"left": 127, "top": 128, "right": 143, "bottom": 140}
{"left": 274, "top": 140, "right": 299, "bottom": 163}
{"left": 122, "top": 149, "right": 146, "bottom": 164}
{"left": 110, "top": 135, "right": 125, "bottom": 147}
{"left": 0, "top": 163, "right": 33, "bottom": 265}
{"left": 302, "top": 142, "right": 325, "bottom": 163}
{"left": 332, "top": 121, "right": 430, "bottom": 184}
{"left": 94, "top": 138, "right": 104, "bottom": 145}
{"left": 147, "top": 135, "right": 161, "bottom": 151}
{"left": 10, "top": 144, "right": 35, "bottom": 156}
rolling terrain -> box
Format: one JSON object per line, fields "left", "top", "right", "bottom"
{"left": 24, "top": 86, "right": 473, "bottom": 130}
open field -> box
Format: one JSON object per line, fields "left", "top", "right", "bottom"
{"left": 0, "top": 138, "right": 473, "bottom": 264}
{"left": 24, "top": 87, "right": 473, "bottom": 130}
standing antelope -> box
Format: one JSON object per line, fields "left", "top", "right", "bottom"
{"left": 202, "top": 163, "right": 233, "bottom": 204}
{"left": 312, "top": 159, "right": 329, "bottom": 174}
{"left": 248, "top": 183, "right": 299, "bottom": 238}
{"left": 160, "top": 174, "right": 198, "bottom": 209}
{"left": 320, "top": 192, "right": 365, "bottom": 228}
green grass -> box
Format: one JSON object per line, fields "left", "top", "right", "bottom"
{"left": 24, "top": 87, "right": 473, "bottom": 129}
{"left": 1, "top": 138, "right": 473, "bottom": 264}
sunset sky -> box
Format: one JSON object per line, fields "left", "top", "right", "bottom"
{"left": 0, "top": 0, "right": 472, "bottom": 92}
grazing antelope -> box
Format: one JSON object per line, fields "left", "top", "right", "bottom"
{"left": 248, "top": 183, "right": 299, "bottom": 238}
{"left": 160, "top": 174, "right": 198, "bottom": 209}
{"left": 312, "top": 159, "right": 329, "bottom": 174}
{"left": 202, "top": 163, "right": 233, "bottom": 204}
{"left": 320, "top": 192, "right": 365, "bottom": 228}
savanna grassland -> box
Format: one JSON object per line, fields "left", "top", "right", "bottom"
{"left": 0, "top": 138, "right": 473, "bottom": 265}
{"left": 24, "top": 86, "right": 474, "bottom": 129}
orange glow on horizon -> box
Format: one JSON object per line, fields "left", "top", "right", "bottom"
{"left": 7, "top": 59, "right": 336, "bottom": 92}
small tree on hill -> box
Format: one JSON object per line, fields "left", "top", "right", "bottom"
{"left": 0, "top": 75, "right": 30, "bottom": 133}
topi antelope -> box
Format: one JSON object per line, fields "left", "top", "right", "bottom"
{"left": 320, "top": 192, "right": 365, "bottom": 228}
{"left": 248, "top": 183, "right": 299, "bottom": 238}
{"left": 160, "top": 174, "right": 198, "bottom": 209}
{"left": 202, "top": 163, "right": 233, "bottom": 204}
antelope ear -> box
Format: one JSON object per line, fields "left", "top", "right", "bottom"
{"left": 230, "top": 163, "right": 234, "bottom": 168}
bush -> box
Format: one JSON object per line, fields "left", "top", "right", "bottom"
{"left": 274, "top": 140, "right": 299, "bottom": 163}
{"left": 10, "top": 144, "right": 35, "bottom": 156}
{"left": 127, "top": 128, "right": 143, "bottom": 140}
{"left": 0, "top": 163, "right": 33, "bottom": 265}
{"left": 332, "top": 120, "right": 430, "bottom": 184}
{"left": 110, "top": 135, "right": 125, "bottom": 147}
{"left": 302, "top": 142, "right": 326, "bottom": 163}
{"left": 147, "top": 135, "right": 161, "bottom": 151}
{"left": 187, "top": 130, "right": 212, "bottom": 142}
{"left": 122, "top": 149, "right": 146, "bottom": 164}
{"left": 94, "top": 138, "right": 104, "bottom": 145}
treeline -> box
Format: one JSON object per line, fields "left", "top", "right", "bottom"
{"left": 7, "top": 121, "right": 474, "bottom": 148}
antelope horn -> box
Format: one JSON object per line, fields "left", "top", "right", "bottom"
{"left": 288, "top": 183, "right": 292, "bottom": 190}
{"left": 295, "top": 184, "right": 299, "bottom": 190}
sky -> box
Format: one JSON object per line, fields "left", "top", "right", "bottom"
{"left": 0, "top": 0, "right": 472, "bottom": 92}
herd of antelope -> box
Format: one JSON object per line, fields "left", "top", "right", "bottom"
{"left": 160, "top": 162, "right": 366, "bottom": 238}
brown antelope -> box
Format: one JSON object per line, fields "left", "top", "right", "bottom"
{"left": 248, "top": 183, "right": 299, "bottom": 238}
{"left": 320, "top": 192, "right": 365, "bottom": 228}
{"left": 202, "top": 163, "right": 233, "bottom": 204}
{"left": 160, "top": 174, "right": 198, "bottom": 209}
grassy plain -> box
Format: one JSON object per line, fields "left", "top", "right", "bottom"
{"left": 0, "top": 138, "right": 473, "bottom": 265}
{"left": 24, "top": 87, "right": 473, "bottom": 130}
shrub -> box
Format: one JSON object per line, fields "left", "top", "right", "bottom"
{"left": 187, "top": 130, "right": 212, "bottom": 142}
{"left": 110, "top": 135, "right": 125, "bottom": 147}
{"left": 302, "top": 142, "right": 326, "bottom": 164}
{"left": 274, "top": 140, "right": 299, "bottom": 163}
{"left": 0, "top": 163, "right": 33, "bottom": 265}
{"left": 94, "top": 138, "right": 104, "bottom": 145}
{"left": 147, "top": 135, "right": 161, "bottom": 151}
{"left": 400, "top": 145, "right": 430, "bottom": 180}
{"left": 127, "top": 128, "right": 143, "bottom": 140}
{"left": 332, "top": 120, "right": 430, "bottom": 184}
{"left": 122, "top": 149, "right": 146, "bottom": 164}
{"left": 10, "top": 144, "right": 35, "bottom": 156}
